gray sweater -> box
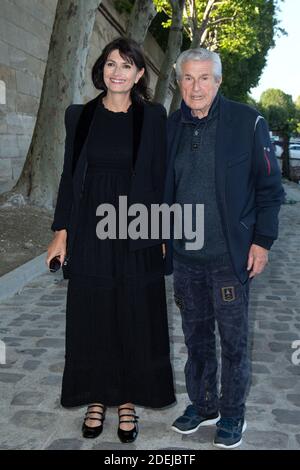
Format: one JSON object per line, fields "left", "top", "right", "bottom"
{"left": 173, "top": 93, "right": 230, "bottom": 265}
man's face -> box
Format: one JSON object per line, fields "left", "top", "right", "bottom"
{"left": 178, "top": 60, "right": 222, "bottom": 118}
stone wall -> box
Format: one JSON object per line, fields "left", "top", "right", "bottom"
{"left": 0, "top": 0, "right": 58, "bottom": 190}
{"left": 0, "top": 0, "right": 173, "bottom": 192}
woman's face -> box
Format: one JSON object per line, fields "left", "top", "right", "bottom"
{"left": 103, "top": 49, "right": 144, "bottom": 96}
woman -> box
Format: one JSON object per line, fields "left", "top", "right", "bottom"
{"left": 46, "top": 37, "right": 175, "bottom": 443}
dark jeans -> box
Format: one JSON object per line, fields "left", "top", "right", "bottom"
{"left": 173, "top": 258, "right": 250, "bottom": 420}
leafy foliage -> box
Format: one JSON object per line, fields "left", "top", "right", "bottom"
{"left": 259, "top": 88, "right": 297, "bottom": 135}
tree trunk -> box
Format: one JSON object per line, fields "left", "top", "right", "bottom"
{"left": 0, "top": 0, "right": 101, "bottom": 210}
{"left": 169, "top": 0, "right": 216, "bottom": 113}
{"left": 153, "top": 0, "right": 184, "bottom": 105}
{"left": 280, "top": 133, "right": 290, "bottom": 179}
{"left": 169, "top": 84, "right": 182, "bottom": 115}
{"left": 126, "top": 0, "right": 157, "bottom": 45}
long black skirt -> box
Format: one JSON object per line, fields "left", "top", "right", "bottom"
{"left": 61, "top": 244, "right": 175, "bottom": 408}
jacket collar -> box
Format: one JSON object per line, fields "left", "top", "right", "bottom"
{"left": 72, "top": 92, "right": 145, "bottom": 175}
{"left": 180, "top": 91, "right": 220, "bottom": 125}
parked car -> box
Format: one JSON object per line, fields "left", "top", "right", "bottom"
{"left": 289, "top": 144, "right": 300, "bottom": 159}
{"left": 273, "top": 142, "right": 284, "bottom": 158}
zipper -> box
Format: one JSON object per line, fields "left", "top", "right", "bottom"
{"left": 215, "top": 169, "right": 235, "bottom": 276}
{"left": 240, "top": 221, "right": 249, "bottom": 230}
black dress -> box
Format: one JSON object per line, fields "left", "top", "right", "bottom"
{"left": 61, "top": 101, "right": 175, "bottom": 408}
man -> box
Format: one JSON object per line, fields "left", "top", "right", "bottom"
{"left": 164, "top": 48, "right": 284, "bottom": 449}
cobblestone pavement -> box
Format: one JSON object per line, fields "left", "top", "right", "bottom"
{"left": 0, "top": 192, "right": 300, "bottom": 450}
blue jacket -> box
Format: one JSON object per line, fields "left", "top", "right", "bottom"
{"left": 164, "top": 95, "right": 284, "bottom": 284}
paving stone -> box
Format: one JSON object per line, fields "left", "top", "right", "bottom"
{"left": 273, "top": 333, "right": 300, "bottom": 341}
{"left": 22, "top": 360, "right": 41, "bottom": 371}
{"left": 286, "top": 366, "right": 300, "bottom": 376}
{"left": 251, "top": 364, "right": 271, "bottom": 374}
{"left": 271, "top": 377, "right": 298, "bottom": 390}
{"left": 275, "top": 315, "right": 293, "bottom": 321}
{"left": 272, "top": 409, "right": 300, "bottom": 425}
{"left": 16, "top": 314, "right": 41, "bottom": 321}
{"left": 268, "top": 342, "right": 291, "bottom": 353}
{"left": 45, "top": 438, "right": 83, "bottom": 450}
{"left": 182, "top": 426, "right": 215, "bottom": 444}
{"left": 248, "top": 390, "right": 276, "bottom": 405}
{"left": 49, "top": 362, "right": 64, "bottom": 373}
{"left": 92, "top": 441, "right": 137, "bottom": 450}
{"left": 19, "top": 330, "right": 47, "bottom": 337}
{"left": 48, "top": 315, "right": 64, "bottom": 322}
{"left": 11, "top": 411, "right": 57, "bottom": 431}
{"left": 36, "top": 338, "right": 64, "bottom": 348}
{"left": 175, "top": 384, "right": 187, "bottom": 394}
{"left": 251, "top": 352, "right": 275, "bottom": 363}
{"left": 286, "top": 394, "right": 300, "bottom": 407}
{"left": 16, "top": 348, "right": 47, "bottom": 357}
{"left": 244, "top": 430, "right": 289, "bottom": 449}
{"left": 2, "top": 337, "right": 25, "bottom": 347}
{"left": 11, "top": 391, "right": 44, "bottom": 406}
{"left": 0, "top": 372, "right": 25, "bottom": 383}
{"left": 35, "top": 302, "right": 62, "bottom": 307}
{"left": 40, "top": 375, "right": 62, "bottom": 386}
{"left": 258, "top": 321, "right": 289, "bottom": 331}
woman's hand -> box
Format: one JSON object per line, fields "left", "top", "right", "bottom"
{"left": 46, "top": 229, "right": 67, "bottom": 268}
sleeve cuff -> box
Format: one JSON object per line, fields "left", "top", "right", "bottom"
{"left": 51, "top": 222, "right": 67, "bottom": 232}
{"left": 253, "top": 233, "right": 274, "bottom": 250}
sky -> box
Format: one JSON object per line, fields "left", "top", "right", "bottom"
{"left": 250, "top": 0, "right": 299, "bottom": 102}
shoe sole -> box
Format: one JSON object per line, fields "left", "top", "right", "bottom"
{"left": 212, "top": 420, "right": 247, "bottom": 449}
{"left": 171, "top": 414, "right": 221, "bottom": 435}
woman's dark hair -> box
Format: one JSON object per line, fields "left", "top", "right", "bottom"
{"left": 92, "top": 37, "right": 151, "bottom": 102}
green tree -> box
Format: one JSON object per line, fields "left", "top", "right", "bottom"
{"left": 0, "top": 0, "right": 102, "bottom": 209}
{"left": 221, "top": 0, "right": 283, "bottom": 101}
{"left": 260, "top": 88, "right": 297, "bottom": 179}
{"left": 115, "top": 1, "right": 283, "bottom": 107}
{"left": 295, "top": 95, "right": 300, "bottom": 135}
{"left": 168, "top": 0, "right": 283, "bottom": 111}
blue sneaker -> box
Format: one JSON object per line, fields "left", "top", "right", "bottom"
{"left": 213, "top": 417, "right": 247, "bottom": 449}
{"left": 171, "top": 405, "right": 220, "bottom": 435}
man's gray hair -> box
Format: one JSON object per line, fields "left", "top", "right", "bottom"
{"left": 176, "top": 48, "right": 222, "bottom": 81}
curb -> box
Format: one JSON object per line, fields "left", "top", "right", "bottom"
{"left": 0, "top": 251, "right": 48, "bottom": 301}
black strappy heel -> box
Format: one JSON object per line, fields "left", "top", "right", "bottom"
{"left": 117, "top": 406, "right": 139, "bottom": 443}
{"left": 82, "top": 403, "right": 106, "bottom": 438}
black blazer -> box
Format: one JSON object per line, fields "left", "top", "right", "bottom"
{"left": 51, "top": 93, "right": 167, "bottom": 259}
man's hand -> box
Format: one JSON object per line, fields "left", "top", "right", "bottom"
{"left": 247, "top": 243, "right": 269, "bottom": 278}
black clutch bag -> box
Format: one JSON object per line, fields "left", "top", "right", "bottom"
{"left": 49, "top": 256, "right": 61, "bottom": 273}
{"left": 49, "top": 255, "right": 70, "bottom": 280}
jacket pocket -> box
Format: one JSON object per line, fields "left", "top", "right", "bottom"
{"left": 227, "top": 152, "right": 249, "bottom": 168}
{"left": 240, "top": 207, "right": 257, "bottom": 230}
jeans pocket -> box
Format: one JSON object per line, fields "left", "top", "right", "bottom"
{"left": 173, "top": 273, "right": 189, "bottom": 312}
